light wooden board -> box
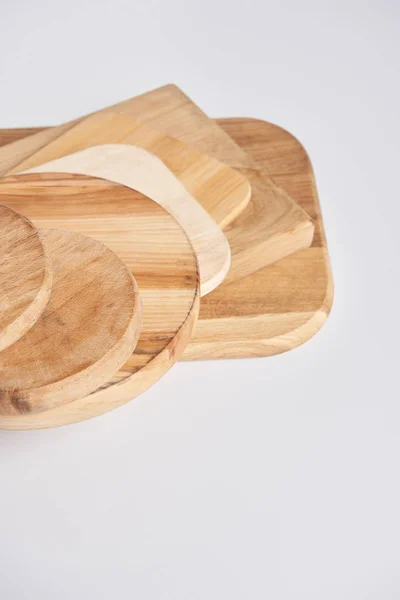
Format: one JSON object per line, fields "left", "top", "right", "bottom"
{"left": 20, "top": 140, "right": 231, "bottom": 296}
{"left": 0, "top": 228, "right": 141, "bottom": 417}
{"left": 0, "top": 118, "right": 333, "bottom": 361}
{"left": 0, "top": 173, "right": 199, "bottom": 429}
{"left": 14, "top": 112, "right": 251, "bottom": 229}
{"left": 0, "top": 85, "right": 314, "bottom": 281}
{"left": 0, "top": 204, "right": 52, "bottom": 351}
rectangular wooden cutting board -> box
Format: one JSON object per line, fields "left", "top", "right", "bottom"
{"left": 0, "top": 85, "right": 314, "bottom": 283}
{"left": 0, "top": 118, "right": 333, "bottom": 359}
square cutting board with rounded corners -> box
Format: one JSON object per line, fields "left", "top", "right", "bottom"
{"left": 0, "top": 117, "right": 333, "bottom": 359}
{"left": 0, "top": 85, "right": 315, "bottom": 284}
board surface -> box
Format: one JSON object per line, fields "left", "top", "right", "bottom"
{"left": 0, "top": 228, "right": 141, "bottom": 416}
{"left": 0, "top": 204, "right": 52, "bottom": 351}
{"left": 0, "top": 85, "right": 314, "bottom": 281}
{"left": 0, "top": 173, "right": 199, "bottom": 429}
{"left": 0, "top": 118, "right": 333, "bottom": 360}
{"left": 22, "top": 141, "right": 230, "bottom": 296}
{"left": 14, "top": 112, "right": 250, "bottom": 229}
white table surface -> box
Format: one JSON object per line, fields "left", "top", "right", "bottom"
{"left": 1, "top": 1, "right": 399, "bottom": 598}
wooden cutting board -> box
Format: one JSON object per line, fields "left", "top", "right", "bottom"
{"left": 0, "top": 228, "right": 141, "bottom": 417}
{"left": 0, "top": 118, "right": 333, "bottom": 360}
{"left": 21, "top": 141, "right": 230, "bottom": 296}
{"left": 0, "top": 205, "right": 52, "bottom": 351}
{"left": 184, "top": 118, "right": 333, "bottom": 359}
{"left": 13, "top": 112, "right": 251, "bottom": 229}
{"left": 0, "top": 173, "right": 199, "bottom": 429}
{"left": 0, "top": 85, "right": 314, "bottom": 282}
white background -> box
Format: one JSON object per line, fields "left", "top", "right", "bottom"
{"left": 0, "top": 1, "right": 399, "bottom": 598}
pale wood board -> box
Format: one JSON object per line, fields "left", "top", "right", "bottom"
{"left": 0, "top": 118, "right": 333, "bottom": 361}
{"left": 0, "top": 204, "right": 52, "bottom": 351}
{"left": 0, "top": 173, "right": 199, "bottom": 429}
{"left": 14, "top": 112, "right": 251, "bottom": 229}
{"left": 20, "top": 138, "right": 231, "bottom": 296}
{"left": 0, "top": 85, "right": 314, "bottom": 282}
{"left": 0, "top": 228, "right": 141, "bottom": 417}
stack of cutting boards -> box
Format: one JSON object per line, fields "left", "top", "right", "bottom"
{"left": 0, "top": 84, "right": 333, "bottom": 429}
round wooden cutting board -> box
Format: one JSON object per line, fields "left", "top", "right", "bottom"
{"left": 0, "top": 173, "right": 200, "bottom": 429}
{"left": 0, "top": 204, "right": 52, "bottom": 351}
{"left": 0, "top": 228, "right": 141, "bottom": 416}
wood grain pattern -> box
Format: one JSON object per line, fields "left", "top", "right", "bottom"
{"left": 0, "top": 204, "right": 52, "bottom": 351}
{"left": 20, "top": 140, "right": 231, "bottom": 296}
{"left": 0, "top": 85, "right": 314, "bottom": 281}
{"left": 0, "top": 228, "right": 141, "bottom": 416}
{"left": 13, "top": 112, "right": 250, "bottom": 229}
{"left": 0, "top": 118, "right": 333, "bottom": 361}
{"left": 0, "top": 173, "right": 199, "bottom": 429}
